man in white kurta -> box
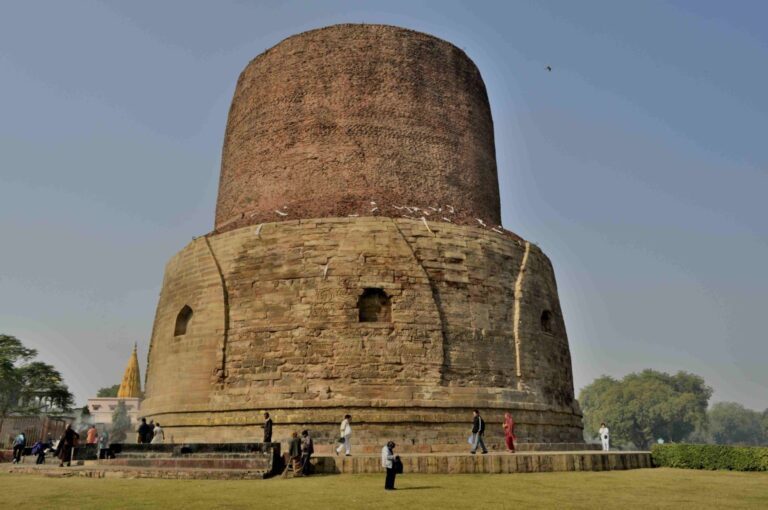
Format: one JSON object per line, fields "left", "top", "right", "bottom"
{"left": 599, "top": 423, "right": 610, "bottom": 451}
{"left": 336, "top": 414, "right": 352, "bottom": 456}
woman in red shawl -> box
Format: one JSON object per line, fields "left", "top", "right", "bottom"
{"left": 503, "top": 412, "right": 516, "bottom": 453}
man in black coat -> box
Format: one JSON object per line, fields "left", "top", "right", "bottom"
{"left": 137, "top": 418, "right": 151, "bottom": 444}
{"left": 470, "top": 409, "right": 488, "bottom": 454}
{"left": 263, "top": 412, "right": 273, "bottom": 443}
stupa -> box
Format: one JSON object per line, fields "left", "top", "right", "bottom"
{"left": 141, "top": 24, "right": 584, "bottom": 449}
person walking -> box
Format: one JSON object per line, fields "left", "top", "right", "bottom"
{"left": 470, "top": 409, "right": 488, "bottom": 454}
{"left": 263, "top": 412, "right": 273, "bottom": 443}
{"left": 57, "top": 423, "right": 79, "bottom": 467}
{"left": 381, "top": 440, "right": 397, "bottom": 490}
{"left": 503, "top": 412, "right": 516, "bottom": 453}
{"left": 335, "top": 414, "right": 352, "bottom": 456}
{"left": 599, "top": 422, "right": 610, "bottom": 451}
{"left": 12, "top": 432, "right": 26, "bottom": 464}
{"left": 300, "top": 430, "right": 314, "bottom": 476}
{"left": 151, "top": 422, "right": 165, "bottom": 444}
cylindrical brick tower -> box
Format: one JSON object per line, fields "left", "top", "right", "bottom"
{"left": 142, "top": 24, "right": 584, "bottom": 451}
{"left": 214, "top": 24, "right": 500, "bottom": 233}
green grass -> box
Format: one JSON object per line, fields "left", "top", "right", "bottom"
{"left": 1, "top": 468, "right": 767, "bottom": 509}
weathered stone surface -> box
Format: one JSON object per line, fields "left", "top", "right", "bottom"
{"left": 142, "top": 24, "right": 584, "bottom": 449}
{"left": 314, "top": 451, "right": 653, "bottom": 474}
{"left": 143, "top": 218, "right": 581, "bottom": 447}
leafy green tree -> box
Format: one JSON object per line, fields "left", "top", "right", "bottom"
{"left": 111, "top": 400, "right": 131, "bottom": 443}
{"left": 580, "top": 369, "right": 712, "bottom": 449}
{"left": 0, "top": 334, "right": 74, "bottom": 431}
{"left": 97, "top": 384, "right": 120, "bottom": 397}
{"left": 763, "top": 409, "right": 768, "bottom": 439}
{"left": 705, "top": 402, "right": 766, "bottom": 446}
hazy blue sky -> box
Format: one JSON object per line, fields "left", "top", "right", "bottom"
{"left": 1, "top": 1, "right": 766, "bottom": 410}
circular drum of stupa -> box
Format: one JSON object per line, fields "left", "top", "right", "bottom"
{"left": 214, "top": 24, "right": 500, "bottom": 232}
{"left": 142, "top": 24, "right": 585, "bottom": 450}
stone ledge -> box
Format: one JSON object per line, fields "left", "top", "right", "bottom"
{"left": 313, "top": 451, "right": 653, "bottom": 474}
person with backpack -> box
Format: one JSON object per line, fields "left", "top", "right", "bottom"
{"left": 31, "top": 440, "right": 47, "bottom": 464}
{"left": 12, "top": 432, "right": 26, "bottom": 464}
{"left": 381, "top": 440, "right": 397, "bottom": 490}
{"left": 469, "top": 409, "right": 488, "bottom": 454}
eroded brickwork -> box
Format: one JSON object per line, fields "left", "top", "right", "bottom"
{"left": 143, "top": 218, "right": 582, "bottom": 447}
{"left": 143, "top": 23, "right": 584, "bottom": 449}
{"left": 214, "top": 24, "right": 501, "bottom": 233}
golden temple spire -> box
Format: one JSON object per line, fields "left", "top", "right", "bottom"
{"left": 117, "top": 343, "right": 142, "bottom": 398}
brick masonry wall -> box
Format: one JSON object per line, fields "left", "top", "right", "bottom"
{"left": 142, "top": 218, "right": 583, "bottom": 446}
{"left": 214, "top": 24, "right": 501, "bottom": 233}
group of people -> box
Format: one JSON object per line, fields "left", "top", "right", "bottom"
{"left": 136, "top": 417, "right": 164, "bottom": 444}
{"left": 286, "top": 429, "right": 314, "bottom": 477}
{"left": 273, "top": 412, "right": 350, "bottom": 478}
{"left": 9, "top": 411, "right": 612, "bottom": 485}
{"left": 268, "top": 410, "right": 514, "bottom": 490}
{"left": 11, "top": 422, "right": 112, "bottom": 467}
{"left": 470, "top": 409, "right": 518, "bottom": 454}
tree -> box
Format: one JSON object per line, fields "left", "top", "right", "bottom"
{"left": 0, "top": 334, "right": 74, "bottom": 431}
{"left": 97, "top": 384, "right": 120, "bottom": 398}
{"left": 111, "top": 400, "right": 131, "bottom": 443}
{"left": 705, "top": 402, "right": 765, "bottom": 445}
{"left": 579, "top": 369, "right": 712, "bottom": 449}
{"left": 763, "top": 409, "right": 768, "bottom": 439}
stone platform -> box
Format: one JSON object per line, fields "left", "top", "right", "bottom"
{"left": 314, "top": 451, "right": 652, "bottom": 474}
{"left": 6, "top": 450, "right": 652, "bottom": 479}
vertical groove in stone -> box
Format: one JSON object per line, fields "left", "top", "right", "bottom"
{"left": 391, "top": 218, "right": 450, "bottom": 380}
{"left": 204, "top": 235, "right": 230, "bottom": 382}
{"left": 513, "top": 240, "right": 531, "bottom": 383}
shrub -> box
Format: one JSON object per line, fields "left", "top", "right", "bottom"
{"left": 652, "top": 444, "right": 768, "bottom": 471}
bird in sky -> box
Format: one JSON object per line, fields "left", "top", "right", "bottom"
{"left": 546, "top": 65, "right": 552, "bottom": 72}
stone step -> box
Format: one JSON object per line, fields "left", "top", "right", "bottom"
{"left": 6, "top": 464, "right": 267, "bottom": 480}
{"left": 96, "top": 457, "right": 270, "bottom": 470}
{"left": 311, "top": 450, "right": 652, "bottom": 474}
{"left": 114, "top": 452, "right": 265, "bottom": 459}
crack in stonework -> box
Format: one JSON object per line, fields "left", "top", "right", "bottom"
{"left": 513, "top": 241, "right": 531, "bottom": 385}
{"left": 204, "top": 235, "right": 231, "bottom": 383}
{"left": 390, "top": 218, "right": 449, "bottom": 381}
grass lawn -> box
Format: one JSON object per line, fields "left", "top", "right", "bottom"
{"left": 1, "top": 468, "right": 766, "bottom": 509}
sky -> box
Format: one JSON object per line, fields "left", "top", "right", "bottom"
{"left": 1, "top": 0, "right": 766, "bottom": 410}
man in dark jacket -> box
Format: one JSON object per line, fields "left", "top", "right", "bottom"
{"left": 263, "top": 412, "right": 273, "bottom": 443}
{"left": 137, "top": 418, "right": 151, "bottom": 444}
{"left": 470, "top": 409, "right": 488, "bottom": 454}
